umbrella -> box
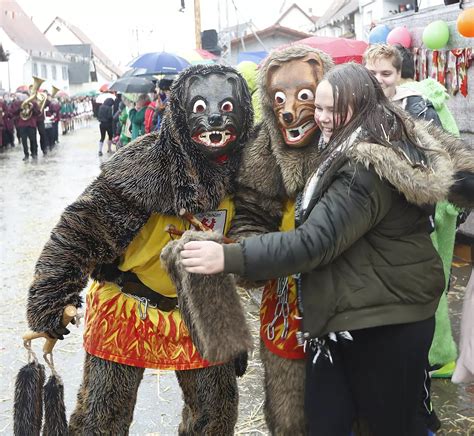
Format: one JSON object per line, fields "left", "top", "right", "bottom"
{"left": 109, "top": 76, "right": 155, "bottom": 93}
{"left": 236, "top": 51, "right": 268, "bottom": 65}
{"left": 99, "top": 83, "right": 110, "bottom": 93}
{"left": 177, "top": 49, "right": 217, "bottom": 65}
{"left": 122, "top": 67, "right": 149, "bottom": 77}
{"left": 289, "top": 36, "right": 368, "bottom": 64}
{"left": 95, "top": 93, "right": 116, "bottom": 104}
{"left": 55, "top": 90, "right": 69, "bottom": 98}
{"left": 128, "top": 51, "right": 190, "bottom": 75}
{"left": 16, "top": 85, "right": 48, "bottom": 94}
{"left": 16, "top": 85, "right": 30, "bottom": 93}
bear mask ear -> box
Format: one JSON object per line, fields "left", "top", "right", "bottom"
{"left": 303, "top": 53, "right": 325, "bottom": 83}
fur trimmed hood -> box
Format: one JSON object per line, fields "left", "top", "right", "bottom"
{"left": 101, "top": 64, "right": 254, "bottom": 216}
{"left": 349, "top": 121, "right": 474, "bottom": 207}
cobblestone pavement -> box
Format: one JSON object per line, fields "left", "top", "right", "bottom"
{"left": 0, "top": 122, "right": 472, "bottom": 435}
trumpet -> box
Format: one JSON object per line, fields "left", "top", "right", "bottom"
{"left": 20, "top": 76, "right": 45, "bottom": 121}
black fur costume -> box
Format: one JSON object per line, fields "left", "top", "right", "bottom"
{"left": 26, "top": 64, "right": 253, "bottom": 435}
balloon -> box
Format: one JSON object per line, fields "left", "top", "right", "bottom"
{"left": 422, "top": 20, "right": 450, "bottom": 49}
{"left": 457, "top": 8, "right": 474, "bottom": 38}
{"left": 387, "top": 27, "right": 412, "bottom": 48}
{"left": 369, "top": 25, "right": 391, "bottom": 44}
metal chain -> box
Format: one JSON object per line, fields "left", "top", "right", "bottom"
{"left": 266, "top": 276, "right": 290, "bottom": 341}
{"left": 123, "top": 293, "right": 157, "bottom": 320}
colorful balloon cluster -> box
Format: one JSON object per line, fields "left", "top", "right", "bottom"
{"left": 370, "top": 11, "right": 471, "bottom": 49}
{"left": 369, "top": 25, "right": 411, "bottom": 48}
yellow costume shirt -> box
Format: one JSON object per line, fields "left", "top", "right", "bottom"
{"left": 83, "top": 198, "right": 234, "bottom": 370}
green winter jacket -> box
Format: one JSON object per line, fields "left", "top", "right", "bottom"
{"left": 224, "top": 123, "right": 474, "bottom": 338}
{"left": 128, "top": 106, "right": 147, "bottom": 140}
{"left": 119, "top": 107, "right": 131, "bottom": 145}
{"left": 400, "top": 78, "right": 459, "bottom": 136}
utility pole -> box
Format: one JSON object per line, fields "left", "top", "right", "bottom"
{"left": 194, "top": 0, "right": 202, "bottom": 49}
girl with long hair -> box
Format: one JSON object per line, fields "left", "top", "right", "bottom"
{"left": 179, "top": 63, "right": 474, "bottom": 435}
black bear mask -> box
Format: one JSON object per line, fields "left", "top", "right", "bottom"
{"left": 184, "top": 73, "right": 246, "bottom": 157}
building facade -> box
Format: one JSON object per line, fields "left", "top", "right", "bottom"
{"left": 0, "top": 0, "right": 68, "bottom": 94}
{"left": 44, "top": 16, "right": 122, "bottom": 94}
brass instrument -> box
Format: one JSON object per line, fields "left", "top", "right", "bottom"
{"left": 51, "top": 85, "right": 60, "bottom": 98}
{"left": 20, "top": 76, "right": 45, "bottom": 120}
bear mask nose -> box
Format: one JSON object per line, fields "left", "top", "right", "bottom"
{"left": 209, "top": 114, "right": 223, "bottom": 126}
{"left": 282, "top": 112, "right": 293, "bottom": 124}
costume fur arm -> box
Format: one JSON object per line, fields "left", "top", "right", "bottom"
{"left": 27, "top": 175, "right": 149, "bottom": 333}
{"left": 161, "top": 230, "right": 253, "bottom": 364}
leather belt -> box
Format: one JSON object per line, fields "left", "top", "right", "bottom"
{"left": 120, "top": 271, "right": 178, "bottom": 312}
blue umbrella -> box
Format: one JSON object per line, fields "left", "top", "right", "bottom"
{"left": 128, "top": 52, "right": 190, "bottom": 75}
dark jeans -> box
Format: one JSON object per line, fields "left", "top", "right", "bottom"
{"left": 53, "top": 121, "right": 59, "bottom": 143}
{"left": 305, "top": 317, "right": 435, "bottom": 436}
{"left": 2, "top": 128, "right": 14, "bottom": 147}
{"left": 99, "top": 122, "right": 113, "bottom": 142}
{"left": 37, "top": 119, "right": 49, "bottom": 153}
{"left": 45, "top": 127, "right": 55, "bottom": 149}
{"left": 18, "top": 126, "right": 38, "bottom": 157}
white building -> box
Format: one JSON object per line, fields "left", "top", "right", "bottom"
{"left": 0, "top": 0, "right": 68, "bottom": 94}
{"left": 313, "top": 0, "right": 362, "bottom": 40}
{"left": 275, "top": 3, "right": 319, "bottom": 33}
{"left": 44, "top": 16, "right": 122, "bottom": 95}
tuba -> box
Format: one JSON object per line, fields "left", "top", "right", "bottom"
{"left": 20, "top": 76, "right": 45, "bottom": 120}
{"left": 51, "top": 85, "right": 60, "bottom": 99}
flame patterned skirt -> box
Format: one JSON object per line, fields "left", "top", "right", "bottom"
{"left": 260, "top": 277, "right": 306, "bottom": 360}
{"left": 83, "top": 281, "right": 211, "bottom": 370}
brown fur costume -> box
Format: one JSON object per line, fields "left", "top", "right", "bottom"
{"left": 161, "top": 230, "right": 253, "bottom": 363}
{"left": 26, "top": 64, "right": 253, "bottom": 435}
{"left": 228, "top": 46, "right": 334, "bottom": 435}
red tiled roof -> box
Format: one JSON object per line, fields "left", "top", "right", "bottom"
{"left": 0, "top": 0, "right": 63, "bottom": 59}
{"left": 276, "top": 3, "right": 318, "bottom": 25}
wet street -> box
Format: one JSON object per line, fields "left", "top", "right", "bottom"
{"left": 0, "top": 122, "right": 473, "bottom": 435}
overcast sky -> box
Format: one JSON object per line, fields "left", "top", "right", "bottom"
{"left": 15, "top": 0, "right": 331, "bottom": 67}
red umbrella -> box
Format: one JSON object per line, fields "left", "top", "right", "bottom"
{"left": 196, "top": 49, "right": 218, "bottom": 60}
{"left": 99, "top": 83, "right": 110, "bottom": 93}
{"left": 289, "top": 36, "right": 368, "bottom": 64}
{"left": 16, "top": 85, "right": 30, "bottom": 93}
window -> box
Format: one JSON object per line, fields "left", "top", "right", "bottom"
{"left": 62, "top": 66, "right": 68, "bottom": 80}
{"left": 32, "top": 62, "right": 38, "bottom": 76}
{"left": 51, "top": 65, "right": 57, "bottom": 80}
{"left": 41, "top": 64, "right": 47, "bottom": 78}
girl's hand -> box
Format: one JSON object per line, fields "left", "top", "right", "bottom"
{"left": 180, "top": 241, "right": 224, "bottom": 274}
